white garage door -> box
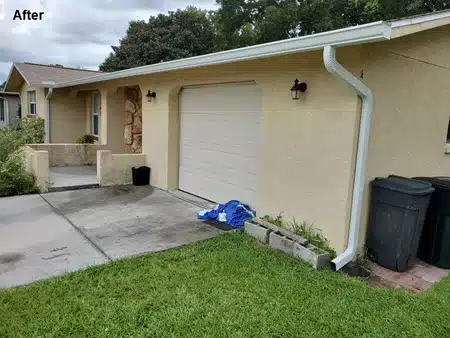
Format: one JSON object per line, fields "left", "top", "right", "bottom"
{"left": 179, "top": 82, "right": 261, "bottom": 207}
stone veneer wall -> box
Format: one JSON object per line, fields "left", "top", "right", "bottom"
{"left": 124, "top": 87, "right": 142, "bottom": 153}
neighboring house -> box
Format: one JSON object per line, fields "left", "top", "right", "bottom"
{"left": 6, "top": 11, "right": 450, "bottom": 269}
{"left": 3, "top": 63, "right": 102, "bottom": 142}
{"left": 0, "top": 91, "right": 20, "bottom": 128}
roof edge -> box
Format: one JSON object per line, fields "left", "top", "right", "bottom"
{"left": 4, "top": 63, "right": 30, "bottom": 92}
{"left": 54, "top": 21, "right": 391, "bottom": 88}
{"left": 0, "top": 91, "right": 20, "bottom": 95}
{"left": 390, "top": 9, "right": 450, "bottom": 27}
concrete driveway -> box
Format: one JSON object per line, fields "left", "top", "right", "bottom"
{"left": 0, "top": 186, "right": 223, "bottom": 288}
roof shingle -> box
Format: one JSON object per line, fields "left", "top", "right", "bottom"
{"left": 14, "top": 62, "right": 103, "bottom": 86}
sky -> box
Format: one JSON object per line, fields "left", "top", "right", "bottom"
{"left": 0, "top": 0, "right": 217, "bottom": 83}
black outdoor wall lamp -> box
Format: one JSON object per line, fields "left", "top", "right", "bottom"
{"left": 290, "top": 79, "right": 307, "bottom": 100}
{"left": 146, "top": 90, "right": 156, "bottom": 102}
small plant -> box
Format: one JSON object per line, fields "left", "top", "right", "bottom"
{"left": 261, "top": 214, "right": 337, "bottom": 258}
{"left": 76, "top": 134, "right": 98, "bottom": 144}
{"left": 356, "top": 247, "right": 371, "bottom": 266}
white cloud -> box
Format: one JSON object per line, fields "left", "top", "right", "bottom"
{"left": 0, "top": 0, "right": 218, "bottom": 82}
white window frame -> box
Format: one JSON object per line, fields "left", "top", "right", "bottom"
{"left": 91, "top": 93, "right": 100, "bottom": 137}
{"left": 28, "top": 91, "right": 37, "bottom": 115}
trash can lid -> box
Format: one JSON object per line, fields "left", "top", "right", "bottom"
{"left": 413, "top": 177, "right": 450, "bottom": 191}
{"left": 373, "top": 175, "right": 434, "bottom": 195}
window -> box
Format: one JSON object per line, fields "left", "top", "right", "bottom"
{"left": 91, "top": 93, "right": 100, "bottom": 136}
{"left": 28, "top": 91, "right": 36, "bottom": 115}
{"left": 447, "top": 119, "right": 450, "bottom": 143}
{"left": 0, "top": 98, "right": 5, "bottom": 122}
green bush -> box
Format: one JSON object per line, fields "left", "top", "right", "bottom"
{"left": 0, "top": 119, "right": 43, "bottom": 197}
{"left": 76, "top": 134, "right": 98, "bottom": 144}
{"left": 0, "top": 151, "right": 38, "bottom": 197}
{"left": 19, "top": 117, "right": 45, "bottom": 144}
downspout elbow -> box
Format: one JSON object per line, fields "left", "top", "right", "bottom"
{"left": 323, "top": 45, "right": 373, "bottom": 271}
{"left": 45, "top": 87, "right": 53, "bottom": 100}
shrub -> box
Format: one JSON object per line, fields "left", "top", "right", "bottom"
{"left": 76, "top": 134, "right": 98, "bottom": 144}
{"left": 0, "top": 151, "right": 38, "bottom": 197}
{"left": 19, "top": 117, "right": 45, "bottom": 144}
{"left": 0, "top": 121, "right": 41, "bottom": 197}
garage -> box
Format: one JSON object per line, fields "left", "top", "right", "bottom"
{"left": 179, "top": 82, "right": 262, "bottom": 207}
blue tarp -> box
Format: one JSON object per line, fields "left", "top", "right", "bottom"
{"left": 197, "top": 200, "right": 255, "bottom": 228}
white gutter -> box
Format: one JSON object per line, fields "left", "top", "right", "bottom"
{"left": 53, "top": 21, "right": 391, "bottom": 89}
{"left": 390, "top": 9, "right": 450, "bottom": 27}
{"left": 323, "top": 45, "right": 373, "bottom": 271}
{"left": 44, "top": 87, "right": 53, "bottom": 143}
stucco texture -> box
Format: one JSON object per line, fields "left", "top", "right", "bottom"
{"left": 20, "top": 83, "right": 45, "bottom": 119}
{"left": 71, "top": 49, "right": 362, "bottom": 252}
{"left": 97, "top": 150, "right": 146, "bottom": 186}
{"left": 358, "top": 25, "right": 450, "bottom": 249}
{"left": 50, "top": 88, "right": 86, "bottom": 143}
{"left": 48, "top": 87, "right": 124, "bottom": 153}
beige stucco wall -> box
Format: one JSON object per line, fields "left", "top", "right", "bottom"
{"left": 358, "top": 25, "right": 450, "bottom": 249}
{"left": 23, "top": 145, "right": 49, "bottom": 192}
{"left": 28, "top": 143, "right": 110, "bottom": 167}
{"left": 97, "top": 150, "right": 146, "bottom": 186}
{"left": 49, "top": 88, "right": 86, "bottom": 143}
{"left": 71, "top": 49, "right": 363, "bottom": 252}
{"left": 20, "top": 83, "right": 45, "bottom": 118}
{"left": 105, "top": 88, "right": 126, "bottom": 153}
{"left": 50, "top": 88, "right": 124, "bottom": 153}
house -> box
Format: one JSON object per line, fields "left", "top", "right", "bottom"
{"left": 7, "top": 10, "right": 450, "bottom": 270}
{"left": 0, "top": 91, "right": 20, "bottom": 128}
{"left": 3, "top": 63, "right": 103, "bottom": 142}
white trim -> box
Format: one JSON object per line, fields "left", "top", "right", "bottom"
{"left": 390, "top": 10, "right": 450, "bottom": 27}
{"left": 53, "top": 21, "right": 392, "bottom": 89}
{"left": 28, "top": 91, "right": 37, "bottom": 115}
{"left": 91, "top": 92, "right": 100, "bottom": 137}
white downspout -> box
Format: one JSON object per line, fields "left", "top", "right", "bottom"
{"left": 323, "top": 45, "right": 373, "bottom": 271}
{"left": 45, "top": 87, "right": 53, "bottom": 143}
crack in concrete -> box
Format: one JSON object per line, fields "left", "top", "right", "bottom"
{"left": 39, "top": 193, "right": 112, "bottom": 262}
{"left": 42, "top": 253, "right": 70, "bottom": 260}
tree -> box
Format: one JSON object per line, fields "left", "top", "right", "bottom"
{"left": 100, "top": 7, "right": 216, "bottom": 72}
{"left": 100, "top": 1, "right": 450, "bottom": 71}
{"left": 0, "top": 81, "right": 5, "bottom": 91}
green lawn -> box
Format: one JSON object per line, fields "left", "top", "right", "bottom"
{"left": 1, "top": 232, "right": 449, "bottom": 337}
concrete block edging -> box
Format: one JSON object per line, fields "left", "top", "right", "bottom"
{"left": 244, "top": 218, "right": 331, "bottom": 270}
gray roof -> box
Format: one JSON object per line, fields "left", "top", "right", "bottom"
{"left": 14, "top": 62, "right": 103, "bottom": 87}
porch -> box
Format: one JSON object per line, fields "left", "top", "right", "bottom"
{"left": 49, "top": 165, "right": 98, "bottom": 192}
{"left": 23, "top": 144, "right": 146, "bottom": 192}
{"left": 47, "top": 85, "right": 143, "bottom": 155}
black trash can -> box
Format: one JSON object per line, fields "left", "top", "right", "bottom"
{"left": 413, "top": 177, "right": 450, "bottom": 269}
{"left": 132, "top": 166, "right": 151, "bottom": 186}
{"left": 366, "top": 175, "right": 434, "bottom": 272}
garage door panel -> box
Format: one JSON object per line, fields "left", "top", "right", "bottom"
{"left": 179, "top": 172, "right": 257, "bottom": 204}
{"left": 179, "top": 83, "right": 261, "bottom": 206}
{"left": 180, "top": 143, "right": 260, "bottom": 159}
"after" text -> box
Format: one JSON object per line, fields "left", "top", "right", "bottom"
{"left": 13, "top": 10, "right": 44, "bottom": 20}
